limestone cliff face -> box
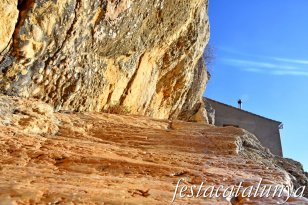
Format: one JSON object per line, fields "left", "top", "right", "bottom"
{"left": 0, "top": 0, "right": 210, "bottom": 121}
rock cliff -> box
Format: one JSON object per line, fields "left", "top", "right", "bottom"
{"left": 0, "top": 96, "right": 307, "bottom": 204}
{"left": 0, "top": 0, "right": 210, "bottom": 121}
{"left": 1, "top": 0, "right": 307, "bottom": 204}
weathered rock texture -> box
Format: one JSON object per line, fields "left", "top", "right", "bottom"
{"left": 0, "top": 96, "right": 307, "bottom": 204}
{"left": 0, "top": 95, "right": 59, "bottom": 136}
{"left": 0, "top": 0, "right": 210, "bottom": 121}
{"left": 204, "top": 97, "right": 215, "bottom": 124}
{"left": 0, "top": 0, "right": 18, "bottom": 53}
{"left": 275, "top": 157, "right": 308, "bottom": 197}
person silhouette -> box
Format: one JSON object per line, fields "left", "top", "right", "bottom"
{"left": 238, "top": 99, "right": 242, "bottom": 109}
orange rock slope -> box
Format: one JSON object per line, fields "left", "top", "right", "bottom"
{"left": 0, "top": 96, "right": 307, "bottom": 204}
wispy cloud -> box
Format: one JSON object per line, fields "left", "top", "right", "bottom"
{"left": 242, "top": 68, "right": 264, "bottom": 73}
{"left": 272, "top": 57, "right": 308, "bottom": 65}
{"left": 217, "top": 46, "right": 308, "bottom": 65}
{"left": 222, "top": 59, "right": 298, "bottom": 70}
{"left": 271, "top": 70, "right": 308, "bottom": 76}
{"left": 217, "top": 47, "right": 308, "bottom": 77}
{"left": 221, "top": 57, "right": 308, "bottom": 77}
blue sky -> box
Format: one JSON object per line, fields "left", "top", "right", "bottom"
{"left": 205, "top": 0, "right": 308, "bottom": 170}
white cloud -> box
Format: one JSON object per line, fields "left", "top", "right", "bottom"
{"left": 222, "top": 58, "right": 298, "bottom": 70}
{"left": 271, "top": 70, "right": 308, "bottom": 76}
{"left": 215, "top": 46, "right": 308, "bottom": 77}
{"left": 242, "top": 68, "right": 264, "bottom": 73}
{"left": 221, "top": 57, "right": 308, "bottom": 77}
{"left": 272, "top": 57, "right": 308, "bottom": 65}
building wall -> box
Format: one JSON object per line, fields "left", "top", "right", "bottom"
{"left": 207, "top": 99, "right": 283, "bottom": 156}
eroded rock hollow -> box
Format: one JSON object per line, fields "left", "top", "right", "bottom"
{"left": 0, "top": 0, "right": 210, "bottom": 121}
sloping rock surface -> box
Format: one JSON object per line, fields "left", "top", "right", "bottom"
{"left": 0, "top": 96, "right": 307, "bottom": 204}
{"left": 275, "top": 157, "right": 308, "bottom": 197}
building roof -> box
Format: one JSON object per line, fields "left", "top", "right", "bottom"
{"left": 204, "top": 97, "right": 282, "bottom": 125}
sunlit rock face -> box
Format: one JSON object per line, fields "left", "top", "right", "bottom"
{"left": 0, "top": 0, "right": 19, "bottom": 53}
{"left": 0, "top": 0, "right": 210, "bottom": 121}
{"left": 0, "top": 95, "right": 307, "bottom": 204}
